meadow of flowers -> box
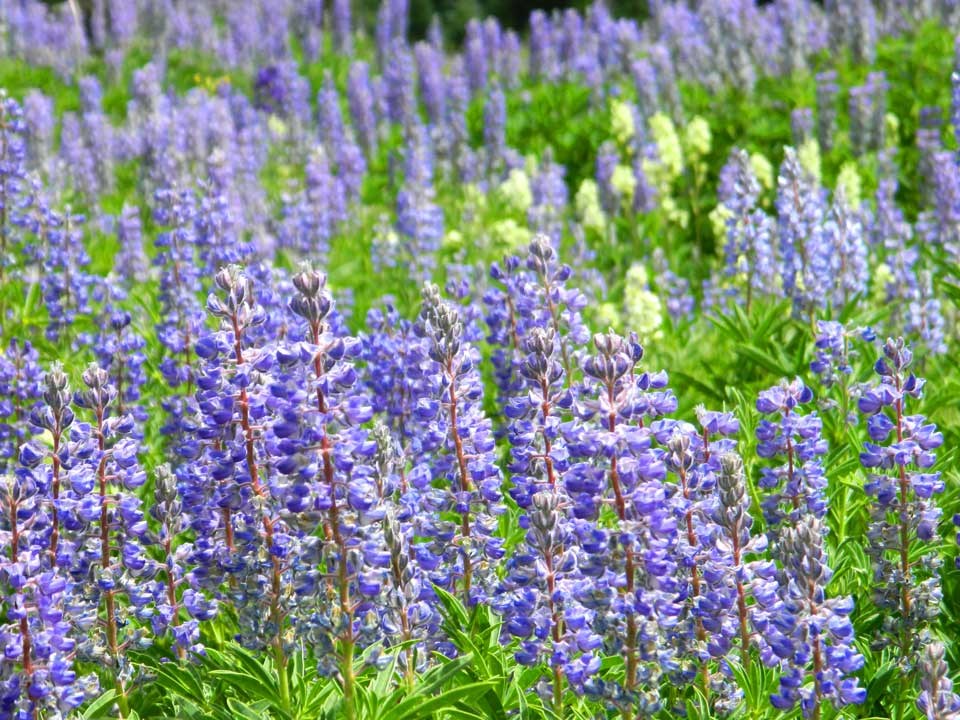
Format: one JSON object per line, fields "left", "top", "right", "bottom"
{"left": 2, "top": 0, "right": 960, "bottom": 718}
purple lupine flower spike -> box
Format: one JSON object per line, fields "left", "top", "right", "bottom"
{"left": 767, "top": 515, "right": 865, "bottom": 718}
{"left": 417, "top": 283, "right": 504, "bottom": 605}
{"left": 860, "top": 338, "right": 945, "bottom": 671}
{"left": 918, "top": 642, "right": 960, "bottom": 720}
{"left": 755, "top": 378, "right": 828, "bottom": 532}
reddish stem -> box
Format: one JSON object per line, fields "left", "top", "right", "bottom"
{"left": 606, "top": 383, "right": 637, "bottom": 698}
{"left": 446, "top": 358, "right": 474, "bottom": 597}
{"left": 730, "top": 519, "right": 752, "bottom": 669}
{"left": 230, "top": 313, "right": 288, "bottom": 685}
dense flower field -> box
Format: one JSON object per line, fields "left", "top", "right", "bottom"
{"left": 2, "top": 0, "right": 960, "bottom": 718}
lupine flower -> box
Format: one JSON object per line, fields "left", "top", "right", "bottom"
{"left": 917, "top": 642, "right": 960, "bottom": 720}
{"left": 415, "top": 42, "right": 446, "bottom": 128}
{"left": 444, "top": 60, "right": 479, "bottom": 183}
{"left": 483, "top": 83, "right": 507, "bottom": 177}
{"left": 849, "top": 84, "right": 872, "bottom": 157}
{"left": 253, "top": 62, "right": 311, "bottom": 124}
{"left": 755, "top": 379, "right": 827, "bottom": 532}
{"left": 484, "top": 237, "right": 589, "bottom": 413}
{"left": 776, "top": 148, "right": 829, "bottom": 315}
{"left": 417, "top": 283, "right": 504, "bottom": 605}
{"left": 657, "top": 423, "right": 717, "bottom": 692}
{"left": 38, "top": 208, "right": 102, "bottom": 345}
{"left": 859, "top": 338, "right": 945, "bottom": 669}
{"left": 907, "top": 271, "right": 947, "bottom": 356}
{"left": 181, "top": 265, "right": 355, "bottom": 712}
{"left": 273, "top": 265, "right": 382, "bottom": 710}
{"left": 149, "top": 464, "right": 196, "bottom": 655}
{"left": 383, "top": 40, "right": 415, "bottom": 127}
{"left": 718, "top": 148, "right": 778, "bottom": 309}
{"left": 652, "top": 249, "right": 694, "bottom": 323}
{"left": 917, "top": 106, "right": 945, "bottom": 204}
{"left": 347, "top": 62, "right": 378, "bottom": 158}
{"left": 359, "top": 306, "right": 453, "bottom": 667}
{"left": 21, "top": 90, "right": 54, "bottom": 173}
{"left": 152, "top": 188, "right": 205, "bottom": 439}
{"left": 829, "top": 0, "right": 876, "bottom": 65}
{"left": 66, "top": 364, "right": 152, "bottom": 697}
{"left": 791, "top": 108, "right": 814, "bottom": 145}
{"left": 822, "top": 189, "right": 868, "bottom": 307}
{"left": 0, "top": 340, "right": 43, "bottom": 474}
{"left": 58, "top": 112, "right": 100, "bottom": 199}
{"left": 21, "top": 365, "right": 73, "bottom": 569}
{"left": 390, "top": 123, "right": 443, "bottom": 281}
{"left": 427, "top": 14, "right": 444, "bottom": 51}
{"left": 567, "top": 331, "right": 677, "bottom": 716}
{"left": 704, "top": 452, "right": 778, "bottom": 672}
{"left": 872, "top": 149, "right": 920, "bottom": 333}
{"left": 849, "top": 73, "right": 887, "bottom": 157}
{"left": 503, "top": 327, "right": 571, "bottom": 508}
{"left": 767, "top": 514, "right": 865, "bottom": 718}
{"left": 918, "top": 151, "right": 960, "bottom": 262}
{"left": 464, "top": 20, "right": 487, "bottom": 96}
{"left": 278, "top": 146, "right": 344, "bottom": 260}
{"left": 94, "top": 311, "right": 148, "bottom": 433}
{"left": 332, "top": 0, "right": 353, "bottom": 55}
{"left": 318, "top": 73, "right": 346, "bottom": 158}
{"left": 815, "top": 71, "right": 839, "bottom": 153}
{"left": 528, "top": 149, "right": 568, "bottom": 243}
{"left": 810, "top": 321, "right": 875, "bottom": 423}
{"left": 113, "top": 204, "right": 149, "bottom": 286}
{"left": 491, "top": 326, "right": 587, "bottom": 708}
{"left": 0, "top": 480, "right": 98, "bottom": 717}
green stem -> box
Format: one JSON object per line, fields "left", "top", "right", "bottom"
{"left": 274, "top": 639, "right": 290, "bottom": 712}
{"left": 115, "top": 679, "right": 130, "bottom": 718}
{"left": 895, "top": 672, "right": 909, "bottom": 720}
{"left": 341, "top": 639, "right": 356, "bottom": 720}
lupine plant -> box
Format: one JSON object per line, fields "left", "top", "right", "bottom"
{"left": 859, "top": 338, "right": 945, "bottom": 696}
{"left": 0, "top": 1, "right": 959, "bottom": 719}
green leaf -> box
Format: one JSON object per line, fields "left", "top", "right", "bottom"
{"left": 392, "top": 681, "right": 497, "bottom": 720}
{"left": 226, "top": 698, "right": 273, "bottom": 720}
{"left": 81, "top": 689, "right": 117, "bottom": 719}
{"left": 209, "top": 670, "right": 278, "bottom": 703}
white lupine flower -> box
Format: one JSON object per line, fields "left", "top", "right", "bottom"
{"left": 575, "top": 179, "right": 606, "bottom": 231}
{"left": 750, "top": 152, "right": 774, "bottom": 191}
{"left": 611, "top": 99, "right": 635, "bottom": 146}
{"left": 684, "top": 116, "right": 712, "bottom": 158}
{"left": 497, "top": 168, "right": 533, "bottom": 214}
{"left": 624, "top": 263, "right": 664, "bottom": 340}
{"left": 836, "top": 163, "right": 862, "bottom": 207}
{"left": 797, "top": 138, "right": 821, "bottom": 181}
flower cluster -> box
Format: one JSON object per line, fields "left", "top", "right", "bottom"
{"left": 859, "top": 338, "right": 944, "bottom": 667}
{"left": 2, "top": 2, "right": 960, "bottom": 719}
{"left": 755, "top": 379, "right": 828, "bottom": 532}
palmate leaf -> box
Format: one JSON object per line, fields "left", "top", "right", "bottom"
{"left": 352, "top": 652, "right": 488, "bottom": 720}
{"left": 207, "top": 646, "right": 281, "bottom": 701}
{"left": 735, "top": 344, "right": 792, "bottom": 380}
{"left": 707, "top": 299, "right": 793, "bottom": 347}
{"left": 727, "top": 657, "right": 791, "bottom": 720}
{"left": 391, "top": 680, "right": 498, "bottom": 720}
{"left": 208, "top": 670, "right": 291, "bottom": 716}
{"left": 431, "top": 585, "right": 535, "bottom": 719}
{"left": 412, "top": 653, "right": 478, "bottom": 699}
{"left": 151, "top": 658, "right": 208, "bottom": 706}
